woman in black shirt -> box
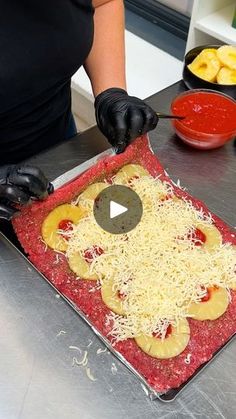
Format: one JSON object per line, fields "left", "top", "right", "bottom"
{"left": 0, "top": 0, "right": 158, "bottom": 219}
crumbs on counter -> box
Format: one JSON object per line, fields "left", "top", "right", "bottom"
{"left": 111, "top": 363, "right": 118, "bottom": 375}
{"left": 96, "top": 347, "right": 107, "bottom": 355}
{"left": 56, "top": 330, "right": 66, "bottom": 337}
{"left": 69, "top": 345, "right": 82, "bottom": 353}
{"left": 72, "top": 350, "right": 97, "bottom": 382}
{"left": 86, "top": 367, "right": 97, "bottom": 382}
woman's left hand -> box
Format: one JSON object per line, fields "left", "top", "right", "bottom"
{"left": 0, "top": 165, "right": 53, "bottom": 220}
{"left": 95, "top": 88, "right": 159, "bottom": 153}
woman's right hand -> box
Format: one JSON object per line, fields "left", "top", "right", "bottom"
{"left": 0, "top": 165, "right": 53, "bottom": 220}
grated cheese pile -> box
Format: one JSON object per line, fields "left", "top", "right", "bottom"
{"left": 66, "top": 175, "right": 236, "bottom": 341}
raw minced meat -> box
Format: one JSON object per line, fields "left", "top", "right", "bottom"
{"left": 12, "top": 136, "right": 236, "bottom": 394}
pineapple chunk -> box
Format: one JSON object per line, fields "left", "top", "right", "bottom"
{"left": 195, "top": 222, "right": 222, "bottom": 251}
{"left": 188, "top": 49, "right": 221, "bottom": 82}
{"left": 113, "top": 164, "right": 150, "bottom": 185}
{"left": 217, "top": 45, "right": 236, "bottom": 70}
{"left": 201, "top": 48, "right": 218, "bottom": 55}
{"left": 135, "top": 319, "right": 190, "bottom": 359}
{"left": 68, "top": 251, "right": 98, "bottom": 280}
{"left": 42, "top": 204, "right": 85, "bottom": 251}
{"left": 101, "top": 278, "right": 126, "bottom": 315}
{"left": 188, "top": 287, "right": 229, "bottom": 321}
{"left": 217, "top": 67, "right": 236, "bottom": 85}
{"left": 77, "top": 182, "right": 108, "bottom": 211}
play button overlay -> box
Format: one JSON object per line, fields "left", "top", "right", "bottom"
{"left": 93, "top": 185, "right": 143, "bottom": 234}
{"left": 110, "top": 201, "right": 128, "bottom": 219}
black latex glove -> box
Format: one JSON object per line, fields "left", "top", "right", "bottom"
{"left": 95, "top": 87, "right": 159, "bottom": 153}
{"left": 0, "top": 165, "right": 54, "bottom": 220}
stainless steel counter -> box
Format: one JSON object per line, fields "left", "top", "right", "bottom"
{"left": 1, "top": 81, "right": 236, "bottom": 419}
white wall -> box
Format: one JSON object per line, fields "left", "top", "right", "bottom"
{"left": 157, "top": 0, "right": 194, "bottom": 17}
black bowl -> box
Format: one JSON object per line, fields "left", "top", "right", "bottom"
{"left": 183, "top": 45, "right": 236, "bottom": 100}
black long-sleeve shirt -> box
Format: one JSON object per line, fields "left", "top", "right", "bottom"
{"left": 0, "top": 0, "right": 94, "bottom": 164}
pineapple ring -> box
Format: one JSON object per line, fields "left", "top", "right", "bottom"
{"left": 231, "top": 282, "right": 236, "bottom": 291}
{"left": 230, "top": 245, "right": 236, "bottom": 290}
{"left": 113, "top": 164, "right": 150, "bottom": 185}
{"left": 217, "top": 45, "right": 236, "bottom": 70}
{"left": 101, "top": 278, "right": 126, "bottom": 315}
{"left": 188, "top": 287, "right": 229, "bottom": 321}
{"left": 135, "top": 319, "right": 190, "bottom": 359}
{"left": 41, "top": 204, "right": 85, "bottom": 251}
{"left": 77, "top": 182, "right": 108, "bottom": 211}
{"left": 68, "top": 251, "right": 98, "bottom": 280}
{"left": 217, "top": 67, "right": 236, "bottom": 85}
{"left": 159, "top": 195, "right": 182, "bottom": 203}
{"left": 188, "top": 50, "right": 221, "bottom": 82}
{"left": 194, "top": 222, "right": 222, "bottom": 251}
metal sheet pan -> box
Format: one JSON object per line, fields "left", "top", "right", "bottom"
{"left": 11, "top": 138, "right": 236, "bottom": 402}
{"left": 52, "top": 148, "right": 115, "bottom": 190}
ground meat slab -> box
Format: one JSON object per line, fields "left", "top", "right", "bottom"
{"left": 12, "top": 136, "right": 236, "bottom": 395}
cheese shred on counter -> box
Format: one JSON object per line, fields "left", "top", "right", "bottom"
{"left": 66, "top": 176, "right": 236, "bottom": 341}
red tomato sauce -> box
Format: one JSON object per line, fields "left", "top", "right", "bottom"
{"left": 58, "top": 219, "right": 73, "bottom": 231}
{"left": 200, "top": 286, "right": 219, "bottom": 302}
{"left": 117, "top": 290, "right": 126, "bottom": 300}
{"left": 58, "top": 219, "right": 73, "bottom": 240}
{"left": 84, "top": 245, "right": 104, "bottom": 263}
{"left": 172, "top": 92, "right": 236, "bottom": 134}
{"left": 190, "top": 228, "right": 206, "bottom": 246}
{"left": 200, "top": 287, "right": 211, "bottom": 302}
{"left": 152, "top": 324, "right": 172, "bottom": 339}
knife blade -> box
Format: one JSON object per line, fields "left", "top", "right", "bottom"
{"left": 52, "top": 148, "right": 115, "bottom": 190}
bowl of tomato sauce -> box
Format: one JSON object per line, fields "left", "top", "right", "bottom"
{"left": 171, "top": 89, "right": 236, "bottom": 149}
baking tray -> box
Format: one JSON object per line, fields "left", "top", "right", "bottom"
{"left": 8, "top": 137, "right": 236, "bottom": 402}
{"left": 2, "top": 229, "right": 235, "bottom": 402}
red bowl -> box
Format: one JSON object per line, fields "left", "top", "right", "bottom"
{"left": 171, "top": 89, "right": 236, "bottom": 150}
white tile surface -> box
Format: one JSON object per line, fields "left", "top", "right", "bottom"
{"left": 72, "top": 30, "right": 183, "bottom": 100}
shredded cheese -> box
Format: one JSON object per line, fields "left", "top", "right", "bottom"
{"left": 97, "top": 348, "right": 107, "bottom": 355}
{"left": 69, "top": 345, "right": 82, "bottom": 353}
{"left": 56, "top": 330, "right": 66, "bottom": 337}
{"left": 184, "top": 353, "right": 192, "bottom": 364}
{"left": 86, "top": 367, "right": 97, "bottom": 381}
{"left": 62, "top": 175, "right": 236, "bottom": 342}
{"left": 53, "top": 254, "right": 61, "bottom": 265}
{"left": 72, "top": 351, "right": 88, "bottom": 367}
{"left": 40, "top": 237, "right": 48, "bottom": 252}
{"left": 111, "top": 363, "right": 118, "bottom": 375}
{"left": 140, "top": 383, "right": 149, "bottom": 396}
